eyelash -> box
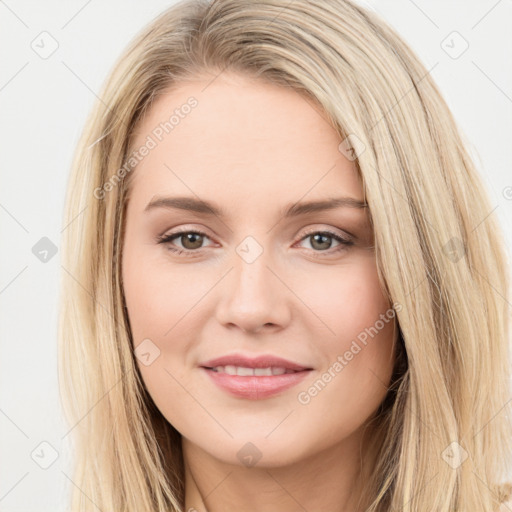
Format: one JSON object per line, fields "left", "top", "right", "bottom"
{"left": 156, "top": 228, "right": 354, "bottom": 258}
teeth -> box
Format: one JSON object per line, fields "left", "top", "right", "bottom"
{"left": 236, "top": 366, "right": 253, "bottom": 376}
{"left": 255, "top": 367, "right": 272, "bottom": 376}
{"left": 225, "top": 365, "right": 237, "bottom": 375}
{"left": 211, "top": 366, "right": 294, "bottom": 376}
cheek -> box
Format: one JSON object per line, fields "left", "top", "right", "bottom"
{"left": 122, "top": 245, "right": 200, "bottom": 421}
{"left": 292, "top": 255, "right": 396, "bottom": 419}
{"left": 122, "top": 242, "right": 201, "bottom": 344}
{"left": 122, "top": 239, "right": 217, "bottom": 408}
{"left": 294, "top": 253, "right": 391, "bottom": 341}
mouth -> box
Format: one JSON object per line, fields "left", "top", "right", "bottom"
{"left": 205, "top": 365, "right": 303, "bottom": 376}
{"left": 199, "top": 353, "right": 313, "bottom": 373}
{"left": 201, "top": 365, "right": 312, "bottom": 400}
{"left": 199, "top": 354, "right": 313, "bottom": 400}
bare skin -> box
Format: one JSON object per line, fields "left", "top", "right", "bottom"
{"left": 122, "top": 71, "right": 398, "bottom": 511}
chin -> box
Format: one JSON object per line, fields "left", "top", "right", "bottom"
{"left": 194, "top": 432, "right": 313, "bottom": 469}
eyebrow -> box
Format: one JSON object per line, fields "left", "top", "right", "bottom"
{"left": 144, "top": 195, "right": 368, "bottom": 218}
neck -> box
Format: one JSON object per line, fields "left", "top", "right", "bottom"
{"left": 182, "top": 426, "right": 373, "bottom": 512}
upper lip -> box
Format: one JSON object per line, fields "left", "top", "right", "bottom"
{"left": 200, "top": 353, "right": 313, "bottom": 371}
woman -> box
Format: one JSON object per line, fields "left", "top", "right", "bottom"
{"left": 58, "top": 0, "right": 512, "bottom": 510}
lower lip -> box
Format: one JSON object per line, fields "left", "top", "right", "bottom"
{"left": 201, "top": 367, "right": 312, "bottom": 400}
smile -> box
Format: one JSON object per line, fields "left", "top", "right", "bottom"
{"left": 209, "top": 365, "right": 299, "bottom": 376}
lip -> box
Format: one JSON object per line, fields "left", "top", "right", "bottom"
{"left": 200, "top": 353, "right": 312, "bottom": 371}
{"left": 202, "top": 368, "right": 311, "bottom": 399}
{"left": 199, "top": 353, "right": 313, "bottom": 400}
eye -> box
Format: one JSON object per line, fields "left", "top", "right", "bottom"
{"left": 295, "top": 229, "right": 353, "bottom": 256}
{"left": 156, "top": 229, "right": 213, "bottom": 257}
{"left": 156, "top": 227, "right": 354, "bottom": 258}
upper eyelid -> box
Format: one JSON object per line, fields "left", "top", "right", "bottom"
{"left": 163, "top": 226, "right": 216, "bottom": 243}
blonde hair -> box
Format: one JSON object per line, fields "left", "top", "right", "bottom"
{"left": 58, "top": 0, "right": 512, "bottom": 510}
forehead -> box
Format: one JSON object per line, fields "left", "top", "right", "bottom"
{"left": 126, "top": 73, "right": 363, "bottom": 212}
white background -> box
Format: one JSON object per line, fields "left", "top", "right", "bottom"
{"left": 1, "top": 1, "right": 511, "bottom": 510}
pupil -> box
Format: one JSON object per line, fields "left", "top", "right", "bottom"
{"left": 183, "top": 233, "right": 203, "bottom": 249}
{"left": 312, "top": 233, "right": 331, "bottom": 250}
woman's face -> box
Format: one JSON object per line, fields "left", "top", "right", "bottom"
{"left": 122, "top": 72, "right": 397, "bottom": 468}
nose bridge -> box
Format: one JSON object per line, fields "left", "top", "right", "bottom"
{"left": 236, "top": 244, "right": 269, "bottom": 290}
{"left": 232, "top": 234, "right": 276, "bottom": 303}
{"left": 214, "top": 234, "right": 289, "bottom": 332}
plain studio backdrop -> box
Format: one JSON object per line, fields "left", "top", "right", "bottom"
{"left": 1, "top": 1, "right": 511, "bottom": 510}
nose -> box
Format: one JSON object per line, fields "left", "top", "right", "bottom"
{"left": 214, "top": 247, "right": 291, "bottom": 334}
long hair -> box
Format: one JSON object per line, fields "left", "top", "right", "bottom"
{"left": 58, "top": 0, "right": 512, "bottom": 509}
